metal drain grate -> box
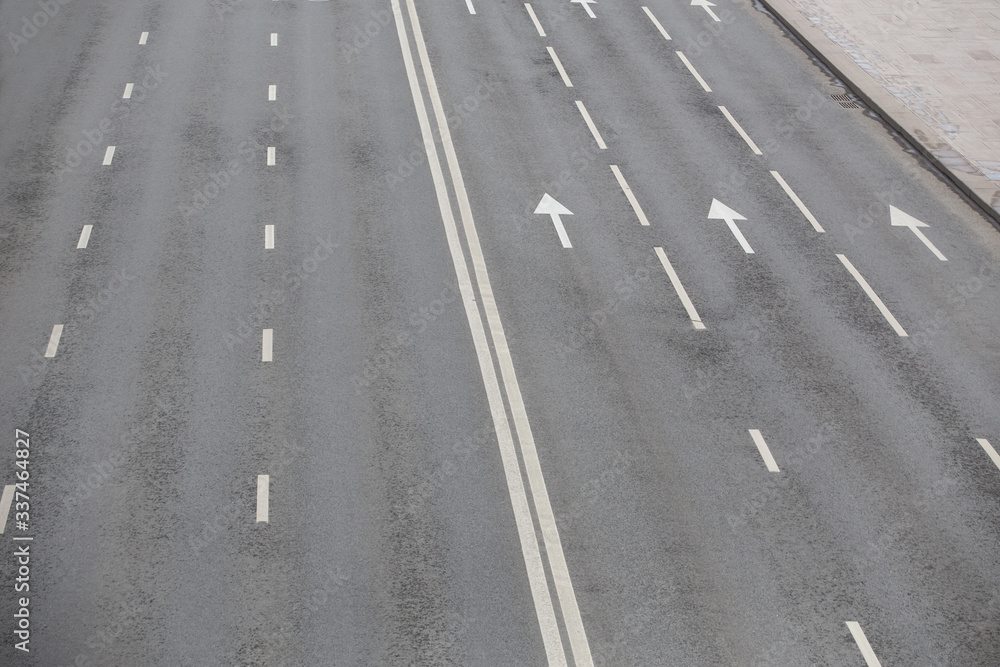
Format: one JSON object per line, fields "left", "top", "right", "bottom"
{"left": 832, "top": 94, "right": 860, "bottom": 108}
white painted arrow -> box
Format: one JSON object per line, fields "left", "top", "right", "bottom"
{"left": 535, "top": 194, "right": 574, "bottom": 248}
{"left": 692, "top": 0, "right": 720, "bottom": 21}
{"left": 708, "top": 199, "right": 753, "bottom": 253}
{"left": 571, "top": 0, "right": 597, "bottom": 19}
{"left": 890, "top": 205, "right": 946, "bottom": 261}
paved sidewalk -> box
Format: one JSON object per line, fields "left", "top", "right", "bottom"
{"left": 759, "top": 0, "right": 1000, "bottom": 221}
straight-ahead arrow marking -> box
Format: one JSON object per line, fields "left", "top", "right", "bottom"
{"left": 691, "top": 0, "right": 720, "bottom": 21}
{"left": 535, "top": 194, "right": 573, "bottom": 248}
{"left": 890, "top": 205, "right": 946, "bottom": 261}
{"left": 571, "top": 0, "right": 597, "bottom": 19}
{"left": 708, "top": 199, "right": 753, "bottom": 253}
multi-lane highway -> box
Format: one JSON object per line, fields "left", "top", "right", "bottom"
{"left": 1, "top": 0, "right": 999, "bottom": 664}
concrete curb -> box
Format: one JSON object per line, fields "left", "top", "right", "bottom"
{"left": 756, "top": 0, "right": 1000, "bottom": 228}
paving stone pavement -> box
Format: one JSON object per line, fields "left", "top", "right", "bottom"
{"left": 759, "top": 0, "right": 1000, "bottom": 220}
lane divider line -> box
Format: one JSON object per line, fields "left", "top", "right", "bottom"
{"left": 749, "top": 429, "right": 780, "bottom": 472}
{"left": 846, "top": 621, "right": 883, "bottom": 667}
{"left": 268, "top": 84, "right": 276, "bottom": 101}
{"left": 267, "top": 147, "right": 275, "bottom": 166}
{"left": 977, "top": 438, "right": 1000, "bottom": 471}
{"left": 102, "top": 146, "right": 116, "bottom": 165}
{"left": 265, "top": 225, "right": 275, "bottom": 249}
{"left": 0, "top": 486, "right": 14, "bottom": 534}
{"left": 44, "top": 324, "right": 63, "bottom": 358}
{"left": 77, "top": 225, "right": 93, "bottom": 249}
{"left": 256, "top": 475, "right": 269, "bottom": 523}
{"left": 770, "top": 171, "right": 824, "bottom": 233}
{"left": 655, "top": 247, "right": 706, "bottom": 329}
{"left": 465, "top": 0, "right": 476, "bottom": 14}
{"left": 575, "top": 100, "right": 607, "bottom": 150}
{"left": 262, "top": 328, "right": 273, "bottom": 362}
{"left": 642, "top": 6, "right": 671, "bottom": 40}
{"left": 676, "top": 51, "right": 711, "bottom": 92}
{"left": 836, "top": 254, "right": 908, "bottom": 337}
{"left": 610, "top": 165, "right": 650, "bottom": 226}
{"left": 396, "top": 0, "right": 589, "bottom": 662}
{"left": 547, "top": 47, "right": 574, "bottom": 87}
{"left": 270, "top": 32, "right": 278, "bottom": 46}
{"left": 123, "top": 83, "right": 134, "bottom": 99}
{"left": 525, "top": 2, "right": 546, "bottom": 36}
{"left": 138, "top": 31, "right": 148, "bottom": 45}
{"left": 719, "top": 106, "right": 762, "bottom": 155}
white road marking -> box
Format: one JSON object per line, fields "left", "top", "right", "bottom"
{"left": 571, "top": 0, "right": 597, "bottom": 18}
{"left": 889, "top": 206, "right": 947, "bottom": 261}
{"left": 547, "top": 47, "right": 573, "bottom": 87}
{"left": 270, "top": 32, "right": 278, "bottom": 46}
{"left": 138, "top": 31, "right": 148, "bottom": 45}
{"left": 534, "top": 194, "right": 573, "bottom": 248}
{"left": 719, "top": 106, "right": 762, "bottom": 155}
{"left": 749, "top": 429, "right": 780, "bottom": 472}
{"left": 0, "top": 486, "right": 14, "bottom": 534}
{"left": 676, "top": 51, "right": 711, "bottom": 92}
{"left": 466, "top": 0, "right": 476, "bottom": 14}
{"left": 77, "top": 225, "right": 93, "bottom": 249}
{"left": 642, "top": 6, "right": 671, "bottom": 40}
{"left": 836, "top": 254, "right": 907, "bottom": 337}
{"left": 256, "top": 475, "right": 269, "bottom": 523}
{"left": 395, "top": 0, "right": 592, "bottom": 662}
{"left": 525, "top": 3, "right": 546, "bottom": 36}
{"left": 575, "top": 100, "right": 607, "bottom": 150}
{"left": 45, "top": 324, "right": 63, "bottom": 358}
{"left": 268, "top": 84, "right": 276, "bottom": 101}
{"left": 267, "top": 147, "right": 275, "bottom": 166}
{"left": 610, "top": 165, "right": 650, "bottom": 226}
{"left": 770, "top": 171, "right": 824, "bottom": 233}
{"left": 123, "top": 83, "right": 134, "bottom": 99}
{"left": 692, "top": 0, "right": 721, "bottom": 22}
{"left": 262, "top": 329, "right": 273, "bottom": 362}
{"left": 655, "top": 247, "right": 706, "bottom": 329}
{"left": 265, "top": 225, "right": 275, "bottom": 249}
{"left": 977, "top": 438, "right": 1000, "bottom": 471}
{"left": 708, "top": 198, "right": 753, "bottom": 254}
{"left": 102, "top": 146, "right": 116, "bottom": 165}
{"left": 846, "top": 621, "right": 883, "bottom": 667}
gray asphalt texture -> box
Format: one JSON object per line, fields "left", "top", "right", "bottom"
{"left": 0, "top": 0, "right": 999, "bottom": 665}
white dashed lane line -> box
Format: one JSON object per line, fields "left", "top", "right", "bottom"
{"left": 676, "top": 51, "right": 711, "bottom": 92}
{"left": 642, "top": 6, "right": 671, "bottom": 40}
{"left": 770, "top": 171, "right": 824, "bottom": 233}
{"left": 256, "top": 475, "right": 269, "bottom": 523}
{"left": 977, "top": 438, "right": 1000, "bottom": 471}
{"left": 547, "top": 47, "right": 573, "bottom": 87}
{"left": 123, "top": 83, "right": 134, "bottom": 99}
{"left": 139, "top": 31, "right": 148, "bottom": 45}
{"left": 267, "top": 147, "right": 275, "bottom": 166}
{"left": 749, "top": 429, "right": 780, "bottom": 472}
{"left": 44, "top": 324, "right": 63, "bottom": 358}
{"left": 525, "top": 3, "right": 546, "bottom": 36}
{"left": 654, "top": 247, "right": 705, "bottom": 330}
{"left": 268, "top": 84, "right": 276, "bottom": 101}
{"left": 270, "top": 32, "right": 278, "bottom": 46}
{"left": 265, "top": 225, "right": 275, "bottom": 249}
{"left": 610, "top": 165, "right": 650, "bottom": 226}
{"left": 575, "top": 100, "right": 607, "bottom": 149}
{"left": 77, "top": 225, "right": 93, "bottom": 249}
{"left": 0, "top": 486, "right": 13, "bottom": 534}
{"left": 102, "top": 146, "right": 116, "bottom": 165}
{"left": 846, "top": 621, "right": 883, "bottom": 667}
{"left": 262, "top": 329, "right": 273, "bottom": 362}
{"left": 719, "top": 106, "right": 762, "bottom": 155}
{"left": 836, "top": 254, "right": 908, "bottom": 337}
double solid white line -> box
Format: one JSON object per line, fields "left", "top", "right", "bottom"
{"left": 392, "top": 1, "right": 592, "bottom": 663}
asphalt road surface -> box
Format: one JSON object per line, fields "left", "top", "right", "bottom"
{"left": 1, "top": 0, "right": 999, "bottom": 665}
